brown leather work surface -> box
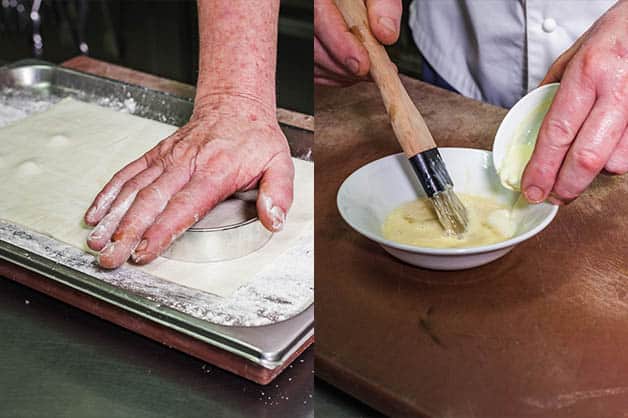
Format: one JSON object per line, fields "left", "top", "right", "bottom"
{"left": 315, "top": 76, "right": 628, "bottom": 418}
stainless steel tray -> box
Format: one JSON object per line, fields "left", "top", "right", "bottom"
{"left": 0, "top": 60, "right": 313, "bottom": 372}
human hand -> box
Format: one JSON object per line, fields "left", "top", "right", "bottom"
{"left": 522, "top": 0, "right": 628, "bottom": 205}
{"left": 84, "top": 96, "right": 294, "bottom": 269}
{"left": 314, "top": 0, "right": 402, "bottom": 86}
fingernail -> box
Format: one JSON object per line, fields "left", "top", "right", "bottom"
{"left": 378, "top": 16, "right": 397, "bottom": 36}
{"left": 345, "top": 57, "right": 360, "bottom": 75}
{"left": 524, "top": 186, "right": 544, "bottom": 203}
{"left": 87, "top": 224, "right": 104, "bottom": 241}
{"left": 101, "top": 241, "right": 115, "bottom": 255}
{"left": 135, "top": 239, "right": 148, "bottom": 253}
{"left": 131, "top": 240, "right": 148, "bottom": 264}
{"left": 270, "top": 206, "right": 286, "bottom": 232}
{"left": 97, "top": 242, "right": 115, "bottom": 266}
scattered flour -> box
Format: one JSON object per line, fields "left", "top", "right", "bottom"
{"left": 123, "top": 98, "right": 137, "bottom": 113}
{"left": 0, "top": 104, "right": 28, "bottom": 127}
{"left": 0, "top": 219, "right": 313, "bottom": 326}
{"left": 0, "top": 90, "right": 52, "bottom": 128}
{"left": 0, "top": 90, "right": 313, "bottom": 327}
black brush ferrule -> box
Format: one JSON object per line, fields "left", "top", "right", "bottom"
{"left": 408, "top": 148, "right": 453, "bottom": 197}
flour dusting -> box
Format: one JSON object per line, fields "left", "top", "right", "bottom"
{"left": 0, "top": 91, "right": 313, "bottom": 327}
{"left": 0, "top": 89, "right": 52, "bottom": 128}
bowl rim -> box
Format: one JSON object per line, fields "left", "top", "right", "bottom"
{"left": 492, "top": 82, "right": 560, "bottom": 172}
{"left": 336, "top": 148, "right": 559, "bottom": 256}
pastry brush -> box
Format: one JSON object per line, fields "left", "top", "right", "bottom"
{"left": 335, "top": 0, "right": 469, "bottom": 235}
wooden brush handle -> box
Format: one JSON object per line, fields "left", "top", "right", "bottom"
{"left": 335, "top": 0, "right": 436, "bottom": 156}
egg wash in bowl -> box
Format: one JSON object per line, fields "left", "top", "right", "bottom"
{"left": 380, "top": 84, "right": 561, "bottom": 251}
{"left": 381, "top": 193, "right": 526, "bottom": 249}
{"left": 336, "top": 149, "right": 558, "bottom": 269}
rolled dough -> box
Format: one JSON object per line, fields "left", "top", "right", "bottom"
{"left": 0, "top": 98, "right": 313, "bottom": 298}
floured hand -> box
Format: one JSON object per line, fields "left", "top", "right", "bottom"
{"left": 84, "top": 96, "right": 294, "bottom": 269}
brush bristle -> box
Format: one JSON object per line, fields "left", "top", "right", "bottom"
{"left": 431, "top": 186, "right": 469, "bottom": 236}
{"left": 408, "top": 149, "right": 469, "bottom": 236}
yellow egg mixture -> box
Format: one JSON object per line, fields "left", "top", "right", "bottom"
{"left": 497, "top": 94, "right": 555, "bottom": 191}
{"left": 382, "top": 194, "right": 518, "bottom": 248}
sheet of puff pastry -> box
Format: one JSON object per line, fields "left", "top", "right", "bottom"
{"left": 0, "top": 98, "right": 313, "bottom": 298}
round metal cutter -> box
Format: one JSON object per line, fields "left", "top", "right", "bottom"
{"left": 162, "top": 195, "right": 272, "bottom": 263}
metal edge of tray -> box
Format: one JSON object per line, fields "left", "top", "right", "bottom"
{"left": 2, "top": 58, "right": 315, "bottom": 135}
{"left": 1, "top": 59, "right": 195, "bottom": 125}
{"left": 0, "top": 60, "right": 314, "bottom": 370}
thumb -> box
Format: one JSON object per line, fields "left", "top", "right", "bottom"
{"left": 366, "top": 0, "right": 402, "bottom": 45}
{"left": 256, "top": 154, "right": 295, "bottom": 232}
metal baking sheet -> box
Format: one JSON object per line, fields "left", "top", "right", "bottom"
{"left": 0, "top": 59, "right": 313, "bottom": 372}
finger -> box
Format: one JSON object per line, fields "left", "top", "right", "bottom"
{"left": 551, "top": 99, "right": 627, "bottom": 202}
{"left": 132, "top": 169, "right": 237, "bottom": 265}
{"left": 257, "top": 153, "right": 295, "bottom": 232}
{"left": 366, "top": 0, "right": 402, "bottom": 45}
{"left": 546, "top": 195, "right": 565, "bottom": 206}
{"left": 314, "top": 0, "right": 370, "bottom": 77}
{"left": 97, "top": 167, "right": 192, "bottom": 269}
{"left": 605, "top": 126, "right": 628, "bottom": 175}
{"left": 315, "top": 35, "right": 358, "bottom": 79}
{"left": 521, "top": 68, "right": 596, "bottom": 203}
{"left": 314, "top": 64, "right": 367, "bottom": 86}
{"left": 86, "top": 164, "right": 164, "bottom": 251}
{"left": 314, "top": 60, "right": 396, "bottom": 82}
{"left": 314, "top": 59, "right": 369, "bottom": 79}
{"left": 84, "top": 133, "right": 181, "bottom": 225}
{"left": 84, "top": 155, "right": 149, "bottom": 225}
{"left": 315, "top": 76, "right": 356, "bottom": 87}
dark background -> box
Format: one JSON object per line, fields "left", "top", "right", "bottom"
{"left": 0, "top": 0, "right": 314, "bottom": 114}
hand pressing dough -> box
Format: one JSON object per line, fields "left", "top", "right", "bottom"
{"left": 0, "top": 98, "right": 313, "bottom": 298}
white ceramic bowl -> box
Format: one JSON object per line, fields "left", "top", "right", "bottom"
{"left": 336, "top": 148, "right": 558, "bottom": 270}
{"left": 493, "top": 82, "right": 560, "bottom": 190}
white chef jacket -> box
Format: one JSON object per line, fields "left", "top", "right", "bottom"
{"left": 409, "top": 0, "right": 616, "bottom": 108}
